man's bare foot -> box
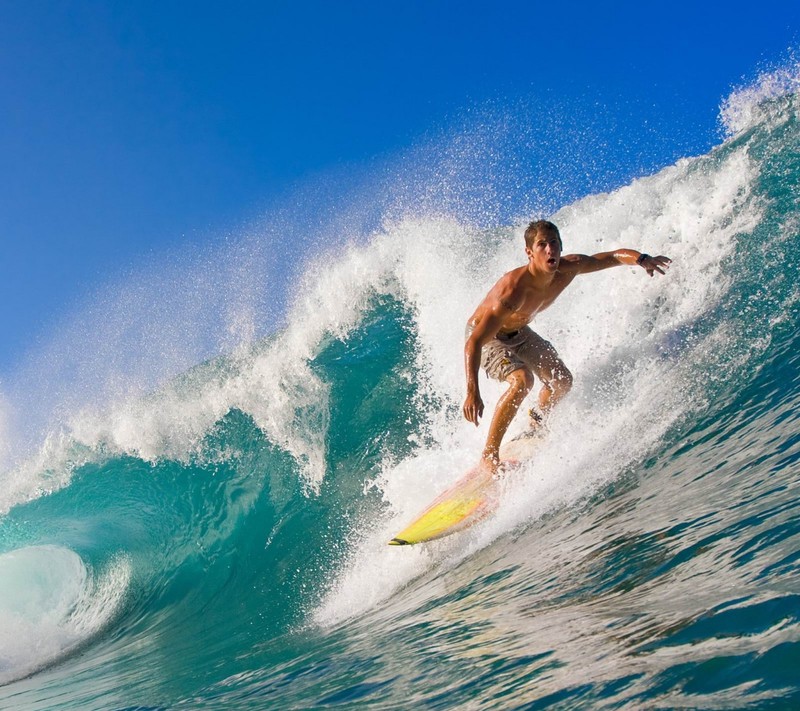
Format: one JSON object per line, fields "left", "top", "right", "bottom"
{"left": 528, "top": 407, "right": 545, "bottom": 429}
{"left": 481, "top": 452, "right": 519, "bottom": 479}
{"left": 480, "top": 451, "right": 501, "bottom": 476}
{"left": 514, "top": 407, "right": 550, "bottom": 440}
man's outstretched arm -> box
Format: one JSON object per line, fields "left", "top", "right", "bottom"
{"left": 566, "top": 250, "right": 672, "bottom": 277}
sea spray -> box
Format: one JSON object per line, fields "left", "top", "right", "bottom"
{"left": 315, "top": 131, "right": 763, "bottom": 626}
{"left": 0, "top": 62, "right": 798, "bottom": 708}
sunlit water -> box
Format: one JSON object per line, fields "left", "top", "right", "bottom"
{"left": 1, "top": 65, "right": 799, "bottom": 710}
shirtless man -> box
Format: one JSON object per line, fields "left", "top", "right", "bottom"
{"left": 463, "top": 220, "right": 671, "bottom": 470}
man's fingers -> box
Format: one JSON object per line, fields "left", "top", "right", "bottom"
{"left": 464, "top": 406, "right": 482, "bottom": 425}
{"left": 646, "top": 256, "right": 670, "bottom": 276}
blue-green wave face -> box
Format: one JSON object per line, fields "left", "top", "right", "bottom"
{"left": 2, "top": 69, "right": 800, "bottom": 709}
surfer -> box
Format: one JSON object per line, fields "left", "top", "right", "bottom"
{"left": 463, "top": 220, "right": 671, "bottom": 471}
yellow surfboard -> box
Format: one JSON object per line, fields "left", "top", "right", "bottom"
{"left": 388, "top": 430, "right": 541, "bottom": 546}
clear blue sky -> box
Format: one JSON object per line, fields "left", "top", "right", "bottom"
{"left": 1, "top": 1, "right": 798, "bottom": 373}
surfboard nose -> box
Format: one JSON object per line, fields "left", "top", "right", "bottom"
{"left": 388, "top": 537, "right": 410, "bottom": 546}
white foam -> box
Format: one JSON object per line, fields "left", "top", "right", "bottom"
{"left": 721, "top": 55, "right": 800, "bottom": 136}
{"left": 0, "top": 61, "right": 777, "bottom": 542}
{"left": 0, "top": 130, "right": 763, "bottom": 519}
{"left": 314, "top": 140, "right": 764, "bottom": 626}
{"left": 0, "top": 212, "right": 495, "bottom": 509}
{"left": 0, "top": 389, "right": 11, "bottom": 473}
{"left": 0, "top": 545, "right": 130, "bottom": 685}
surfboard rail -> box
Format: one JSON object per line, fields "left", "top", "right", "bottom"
{"left": 387, "top": 428, "right": 542, "bottom": 546}
{"left": 388, "top": 471, "right": 496, "bottom": 545}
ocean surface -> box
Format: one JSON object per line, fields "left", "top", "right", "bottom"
{"left": 1, "top": 68, "right": 799, "bottom": 710}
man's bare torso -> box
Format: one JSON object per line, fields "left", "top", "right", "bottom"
{"left": 462, "top": 223, "right": 670, "bottom": 467}
{"left": 468, "top": 256, "right": 583, "bottom": 333}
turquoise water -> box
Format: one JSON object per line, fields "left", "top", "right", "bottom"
{"left": 1, "top": 71, "right": 799, "bottom": 709}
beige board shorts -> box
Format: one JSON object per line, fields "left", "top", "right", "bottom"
{"left": 466, "top": 325, "right": 563, "bottom": 383}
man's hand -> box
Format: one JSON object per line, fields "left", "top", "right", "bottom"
{"left": 463, "top": 390, "right": 484, "bottom": 425}
{"left": 639, "top": 254, "right": 672, "bottom": 277}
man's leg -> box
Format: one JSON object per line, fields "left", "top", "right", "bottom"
{"left": 537, "top": 364, "right": 573, "bottom": 414}
{"left": 519, "top": 330, "right": 573, "bottom": 423}
{"left": 482, "top": 367, "right": 534, "bottom": 466}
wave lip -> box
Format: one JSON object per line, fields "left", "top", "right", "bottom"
{"left": 0, "top": 545, "right": 130, "bottom": 686}
{"left": 720, "top": 58, "right": 800, "bottom": 136}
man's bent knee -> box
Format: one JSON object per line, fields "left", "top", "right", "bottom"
{"left": 506, "top": 368, "right": 534, "bottom": 395}
{"left": 554, "top": 366, "right": 573, "bottom": 394}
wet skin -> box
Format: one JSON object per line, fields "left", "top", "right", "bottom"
{"left": 463, "top": 227, "right": 671, "bottom": 469}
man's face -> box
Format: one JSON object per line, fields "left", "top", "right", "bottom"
{"left": 526, "top": 229, "right": 562, "bottom": 271}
